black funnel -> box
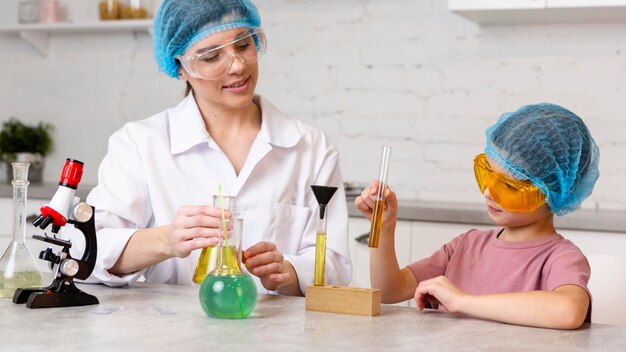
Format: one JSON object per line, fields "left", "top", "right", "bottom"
{"left": 311, "top": 185, "right": 338, "bottom": 219}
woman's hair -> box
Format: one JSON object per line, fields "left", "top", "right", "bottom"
{"left": 153, "top": 0, "right": 261, "bottom": 79}
{"left": 484, "top": 103, "right": 600, "bottom": 216}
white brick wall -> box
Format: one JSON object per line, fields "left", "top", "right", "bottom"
{"left": 0, "top": 0, "right": 625, "bottom": 211}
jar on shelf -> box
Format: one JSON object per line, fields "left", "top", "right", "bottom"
{"left": 130, "top": 0, "right": 149, "bottom": 19}
{"left": 39, "top": 0, "right": 59, "bottom": 23}
{"left": 120, "top": 0, "right": 148, "bottom": 19}
{"left": 99, "top": 0, "right": 121, "bottom": 20}
{"left": 18, "top": 0, "right": 40, "bottom": 24}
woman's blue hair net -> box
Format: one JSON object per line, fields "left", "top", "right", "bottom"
{"left": 484, "top": 103, "right": 600, "bottom": 216}
{"left": 153, "top": 0, "right": 262, "bottom": 79}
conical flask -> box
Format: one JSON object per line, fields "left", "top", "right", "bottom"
{"left": 0, "top": 162, "right": 42, "bottom": 298}
{"left": 192, "top": 195, "right": 235, "bottom": 284}
{"left": 199, "top": 216, "right": 257, "bottom": 319}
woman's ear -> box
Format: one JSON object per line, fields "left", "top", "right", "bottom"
{"left": 177, "top": 68, "right": 187, "bottom": 81}
{"left": 176, "top": 60, "right": 188, "bottom": 81}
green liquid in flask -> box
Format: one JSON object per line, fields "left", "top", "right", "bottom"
{"left": 0, "top": 271, "right": 42, "bottom": 298}
{"left": 199, "top": 274, "right": 257, "bottom": 319}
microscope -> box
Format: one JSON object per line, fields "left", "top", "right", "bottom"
{"left": 13, "top": 158, "right": 99, "bottom": 308}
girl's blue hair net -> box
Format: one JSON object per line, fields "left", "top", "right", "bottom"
{"left": 153, "top": 0, "right": 262, "bottom": 79}
{"left": 485, "top": 103, "right": 600, "bottom": 216}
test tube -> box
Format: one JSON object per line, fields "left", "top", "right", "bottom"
{"left": 310, "top": 185, "right": 338, "bottom": 286}
{"left": 368, "top": 146, "right": 392, "bottom": 248}
{"left": 314, "top": 210, "right": 328, "bottom": 286}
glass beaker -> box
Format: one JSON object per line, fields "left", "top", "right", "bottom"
{"left": 192, "top": 195, "right": 235, "bottom": 284}
{"left": 0, "top": 163, "right": 42, "bottom": 298}
{"left": 199, "top": 217, "right": 257, "bottom": 319}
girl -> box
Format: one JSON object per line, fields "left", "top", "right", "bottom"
{"left": 356, "top": 103, "right": 599, "bottom": 329}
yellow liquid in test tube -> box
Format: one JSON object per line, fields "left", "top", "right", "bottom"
{"left": 368, "top": 199, "right": 385, "bottom": 248}
{"left": 314, "top": 232, "right": 327, "bottom": 286}
{"left": 368, "top": 146, "right": 391, "bottom": 248}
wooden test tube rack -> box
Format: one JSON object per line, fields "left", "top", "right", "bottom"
{"left": 305, "top": 285, "right": 381, "bottom": 316}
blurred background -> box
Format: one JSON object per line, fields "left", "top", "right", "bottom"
{"left": 1, "top": 0, "right": 625, "bottom": 211}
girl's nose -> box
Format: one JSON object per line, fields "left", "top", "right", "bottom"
{"left": 483, "top": 187, "right": 494, "bottom": 201}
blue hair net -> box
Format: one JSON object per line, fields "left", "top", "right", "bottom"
{"left": 484, "top": 103, "right": 600, "bottom": 216}
{"left": 153, "top": 0, "right": 262, "bottom": 78}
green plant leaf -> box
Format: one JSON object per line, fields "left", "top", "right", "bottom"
{"left": 0, "top": 117, "right": 54, "bottom": 162}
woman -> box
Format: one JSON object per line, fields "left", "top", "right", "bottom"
{"left": 72, "top": 0, "right": 351, "bottom": 296}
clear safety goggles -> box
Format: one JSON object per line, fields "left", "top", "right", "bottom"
{"left": 177, "top": 27, "right": 267, "bottom": 80}
{"left": 473, "top": 153, "right": 546, "bottom": 212}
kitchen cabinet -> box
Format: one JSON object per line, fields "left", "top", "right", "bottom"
{"left": 559, "top": 228, "right": 626, "bottom": 257}
{"left": 348, "top": 217, "right": 412, "bottom": 306}
{"left": 409, "top": 221, "right": 488, "bottom": 261}
{"left": 449, "top": 0, "right": 626, "bottom": 24}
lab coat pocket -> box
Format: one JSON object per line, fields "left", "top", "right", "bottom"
{"left": 273, "top": 203, "right": 311, "bottom": 254}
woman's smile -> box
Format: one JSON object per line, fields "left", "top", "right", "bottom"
{"left": 222, "top": 76, "right": 251, "bottom": 93}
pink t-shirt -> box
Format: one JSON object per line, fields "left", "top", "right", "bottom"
{"left": 407, "top": 228, "right": 591, "bottom": 321}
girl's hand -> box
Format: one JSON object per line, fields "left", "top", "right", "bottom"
{"left": 414, "top": 276, "right": 467, "bottom": 313}
{"left": 165, "top": 205, "right": 230, "bottom": 258}
{"left": 354, "top": 180, "right": 398, "bottom": 230}
{"left": 244, "top": 241, "right": 291, "bottom": 291}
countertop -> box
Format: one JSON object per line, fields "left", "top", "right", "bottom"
{"left": 347, "top": 197, "right": 626, "bottom": 233}
{"left": 2, "top": 182, "right": 625, "bottom": 233}
{"left": 1, "top": 282, "right": 625, "bottom": 351}
{"left": 0, "top": 181, "right": 93, "bottom": 201}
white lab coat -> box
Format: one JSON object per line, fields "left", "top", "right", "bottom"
{"left": 67, "top": 94, "right": 352, "bottom": 294}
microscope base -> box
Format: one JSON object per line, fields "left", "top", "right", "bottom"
{"left": 13, "top": 281, "right": 99, "bottom": 308}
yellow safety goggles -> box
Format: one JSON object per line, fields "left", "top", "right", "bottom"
{"left": 473, "top": 153, "right": 546, "bottom": 212}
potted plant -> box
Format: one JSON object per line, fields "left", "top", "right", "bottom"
{"left": 0, "top": 117, "right": 54, "bottom": 183}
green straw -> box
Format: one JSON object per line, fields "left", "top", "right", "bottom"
{"left": 217, "top": 184, "right": 235, "bottom": 272}
{"left": 218, "top": 184, "right": 228, "bottom": 247}
{"left": 218, "top": 184, "right": 226, "bottom": 220}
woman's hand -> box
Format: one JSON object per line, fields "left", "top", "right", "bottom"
{"left": 414, "top": 276, "right": 467, "bottom": 313}
{"left": 165, "top": 205, "right": 230, "bottom": 258}
{"left": 244, "top": 241, "right": 292, "bottom": 291}
{"left": 354, "top": 180, "right": 398, "bottom": 231}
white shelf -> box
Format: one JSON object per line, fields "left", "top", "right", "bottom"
{"left": 449, "top": 0, "right": 626, "bottom": 25}
{"left": 0, "top": 20, "right": 153, "bottom": 56}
